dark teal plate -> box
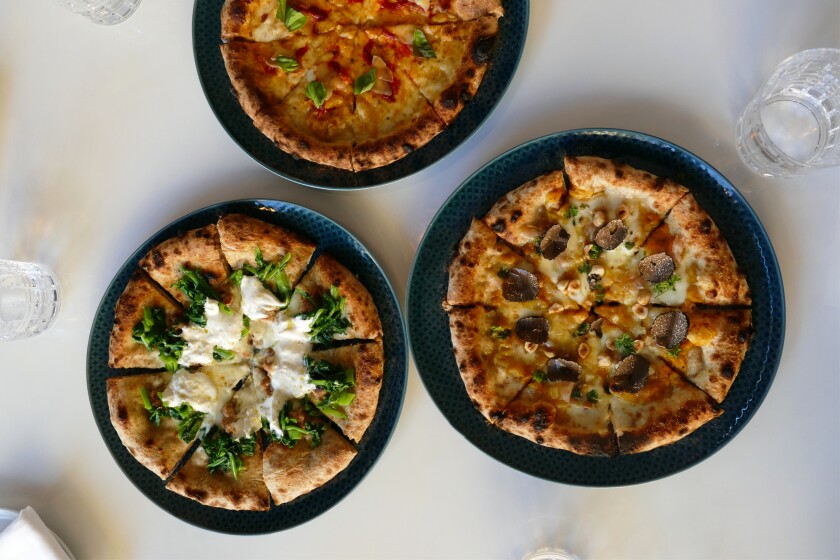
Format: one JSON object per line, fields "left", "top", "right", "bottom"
{"left": 407, "top": 129, "right": 785, "bottom": 486}
{"left": 193, "top": 0, "right": 529, "bottom": 189}
{"left": 87, "top": 200, "right": 407, "bottom": 533}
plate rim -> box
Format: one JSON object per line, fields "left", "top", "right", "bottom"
{"left": 406, "top": 127, "right": 786, "bottom": 486}
{"left": 86, "top": 198, "right": 408, "bottom": 533}
{"left": 191, "top": 0, "right": 530, "bottom": 190}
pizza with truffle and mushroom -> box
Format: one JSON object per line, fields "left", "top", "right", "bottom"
{"left": 446, "top": 156, "right": 752, "bottom": 455}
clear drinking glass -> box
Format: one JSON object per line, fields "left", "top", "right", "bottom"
{"left": 736, "top": 48, "right": 840, "bottom": 177}
{"left": 0, "top": 260, "right": 61, "bottom": 341}
{"left": 54, "top": 0, "right": 142, "bottom": 25}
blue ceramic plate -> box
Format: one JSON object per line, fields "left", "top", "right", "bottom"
{"left": 407, "top": 129, "right": 785, "bottom": 486}
{"left": 192, "top": 0, "right": 529, "bottom": 189}
{"left": 87, "top": 200, "right": 407, "bottom": 533}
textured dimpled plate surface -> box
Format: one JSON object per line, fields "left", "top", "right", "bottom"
{"left": 407, "top": 129, "right": 785, "bottom": 486}
{"left": 192, "top": 0, "right": 529, "bottom": 189}
{"left": 87, "top": 200, "right": 407, "bottom": 533}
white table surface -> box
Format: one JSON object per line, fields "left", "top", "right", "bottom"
{"left": 0, "top": 1, "right": 838, "bottom": 558}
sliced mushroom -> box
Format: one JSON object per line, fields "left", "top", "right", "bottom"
{"left": 539, "top": 225, "right": 570, "bottom": 260}
{"left": 515, "top": 316, "right": 550, "bottom": 344}
{"left": 545, "top": 358, "right": 581, "bottom": 382}
{"left": 638, "top": 253, "right": 675, "bottom": 283}
{"left": 650, "top": 311, "right": 689, "bottom": 349}
{"left": 502, "top": 268, "right": 539, "bottom": 302}
{"left": 610, "top": 354, "right": 650, "bottom": 393}
{"left": 594, "top": 219, "right": 628, "bottom": 250}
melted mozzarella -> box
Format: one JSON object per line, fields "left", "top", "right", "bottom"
{"left": 179, "top": 299, "right": 247, "bottom": 366}
{"left": 162, "top": 363, "right": 250, "bottom": 433}
{"left": 240, "top": 276, "right": 282, "bottom": 320}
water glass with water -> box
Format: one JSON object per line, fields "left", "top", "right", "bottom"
{"left": 736, "top": 48, "right": 840, "bottom": 177}
{"left": 53, "top": 0, "right": 142, "bottom": 25}
{"left": 0, "top": 260, "right": 61, "bottom": 341}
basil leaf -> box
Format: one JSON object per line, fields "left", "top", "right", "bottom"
{"left": 212, "top": 346, "right": 235, "bottom": 361}
{"left": 276, "top": 0, "right": 286, "bottom": 20}
{"left": 306, "top": 80, "right": 327, "bottom": 108}
{"left": 353, "top": 68, "right": 376, "bottom": 95}
{"left": 285, "top": 7, "right": 307, "bottom": 31}
{"left": 413, "top": 28, "right": 436, "bottom": 58}
{"left": 272, "top": 55, "right": 300, "bottom": 72}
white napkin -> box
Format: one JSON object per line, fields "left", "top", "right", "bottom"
{"left": 0, "top": 507, "right": 71, "bottom": 560}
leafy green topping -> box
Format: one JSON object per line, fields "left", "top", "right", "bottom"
{"left": 564, "top": 205, "right": 578, "bottom": 225}
{"left": 497, "top": 266, "right": 510, "bottom": 278}
{"left": 202, "top": 429, "right": 256, "bottom": 480}
{"left": 586, "top": 389, "right": 600, "bottom": 403}
{"left": 272, "top": 55, "right": 300, "bottom": 72}
{"left": 571, "top": 386, "right": 582, "bottom": 400}
{"left": 489, "top": 325, "right": 512, "bottom": 340}
{"left": 244, "top": 247, "right": 293, "bottom": 305}
{"left": 588, "top": 244, "right": 603, "bottom": 260}
{"left": 305, "top": 357, "right": 356, "bottom": 418}
{"left": 652, "top": 274, "right": 680, "bottom": 296}
{"left": 299, "top": 285, "right": 351, "bottom": 345}
{"left": 267, "top": 402, "right": 325, "bottom": 448}
{"left": 276, "top": 0, "right": 307, "bottom": 31}
{"left": 624, "top": 240, "right": 635, "bottom": 250}
{"left": 241, "top": 315, "right": 250, "bottom": 339}
{"left": 306, "top": 80, "right": 327, "bottom": 108}
{"left": 227, "top": 269, "right": 244, "bottom": 286}
{"left": 131, "top": 307, "right": 185, "bottom": 372}
{"left": 667, "top": 345, "right": 682, "bottom": 357}
{"left": 212, "top": 346, "right": 235, "bottom": 362}
{"left": 173, "top": 267, "right": 224, "bottom": 327}
{"left": 413, "top": 28, "right": 436, "bottom": 58}
{"left": 353, "top": 68, "right": 376, "bottom": 94}
{"left": 532, "top": 370, "right": 547, "bottom": 383}
{"left": 170, "top": 403, "right": 206, "bottom": 443}
{"left": 614, "top": 333, "right": 636, "bottom": 356}
{"left": 578, "top": 260, "right": 592, "bottom": 274}
{"left": 573, "top": 322, "right": 589, "bottom": 337}
{"left": 139, "top": 387, "right": 169, "bottom": 426}
{"left": 533, "top": 236, "right": 544, "bottom": 256}
{"left": 592, "top": 283, "right": 605, "bottom": 303}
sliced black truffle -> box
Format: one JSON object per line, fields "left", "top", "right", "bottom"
{"left": 594, "top": 219, "right": 628, "bottom": 250}
{"left": 610, "top": 354, "right": 650, "bottom": 393}
{"left": 546, "top": 358, "right": 581, "bottom": 382}
{"left": 651, "top": 311, "right": 689, "bottom": 349}
{"left": 515, "top": 317, "right": 550, "bottom": 344}
{"left": 502, "top": 268, "right": 539, "bottom": 302}
{"left": 638, "top": 252, "right": 676, "bottom": 283}
{"left": 539, "top": 225, "right": 570, "bottom": 260}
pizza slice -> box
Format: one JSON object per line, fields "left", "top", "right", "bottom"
{"left": 350, "top": 29, "right": 446, "bottom": 170}
{"left": 262, "top": 400, "right": 357, "bottom": 505}
{"left": 286, "top": 254, "right": 383, "bottom": 341}
{"left": 106, "top": 372, "right": 194, "bottom": 479}
{"left": 306, "top": 340, "right": 384, "bottom": 442}
{"left": 446, "top": 218, "right": 576, "bottom": 309}
{"left": 559, "top": 156, "right": 689, "bottom": 306}
{"left": 365, "top": 17, "right": 499, "bottom": 125}
{"left": 587, "top": 316, "right": 722, "bottom": 454}
{"left": 253, "top": 26, "right": 358, "bottom": 170}
{"left": 166, "top": 428, "right": 270, "bottom": 511}
{"left": 220, "top": 32, "right": 340, "bottom": 123}
{"left": 448, "top": 302, "right": 585, "bottom": 421}
{"left": 138, "top": 224, "right": 233, "bottom": 308}
{"left": 629, "top": 194, "right": 752, "bottom": 307}
{"left": 221, "top": 0, "right": 347, "bottom": 42}
{"left": 217, "top": 213, "right": 317, "bottom": 290}
{"left": 109, "top": 269, "right": 184, "bottom": 370}
{"left": 596, "top": 305, "right": 753, "bottom": 403}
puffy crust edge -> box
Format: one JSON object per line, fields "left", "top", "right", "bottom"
{"left": 352, "top": 104, "right": 445, "bottom": 171}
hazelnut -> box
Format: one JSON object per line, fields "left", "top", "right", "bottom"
{"left": 633, "top": 339, "right": 645, "bottom": 352}
{"left": 632, "top": 303, "right": 649, "bottom": 319}
{"left": 637, "top": 290, "right": 652, "bottom": 306}
{"left": 593, "top": 210, "right": 607, "bottom": 227}
{"left": 616, "top": 204, "right": 630, "bottom": 220}
{"left": 524, "top": 342, "right": 539, "bottom": 353}
{"left": 578, "top": 342, "right": 591, "bottom": 359}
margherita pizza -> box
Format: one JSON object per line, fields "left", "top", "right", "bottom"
{"left": 219, "top": 0, "right": 504, "bottom": 171}
{"left": 106, "top": 214, "right": 384, "bottom": 510}
{"left": 446, "top": 156, "right": 753, "bottom": 455}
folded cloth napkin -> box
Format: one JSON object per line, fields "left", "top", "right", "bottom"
{"left": 0, "top": 507, "right": 71, "bottom": 559}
